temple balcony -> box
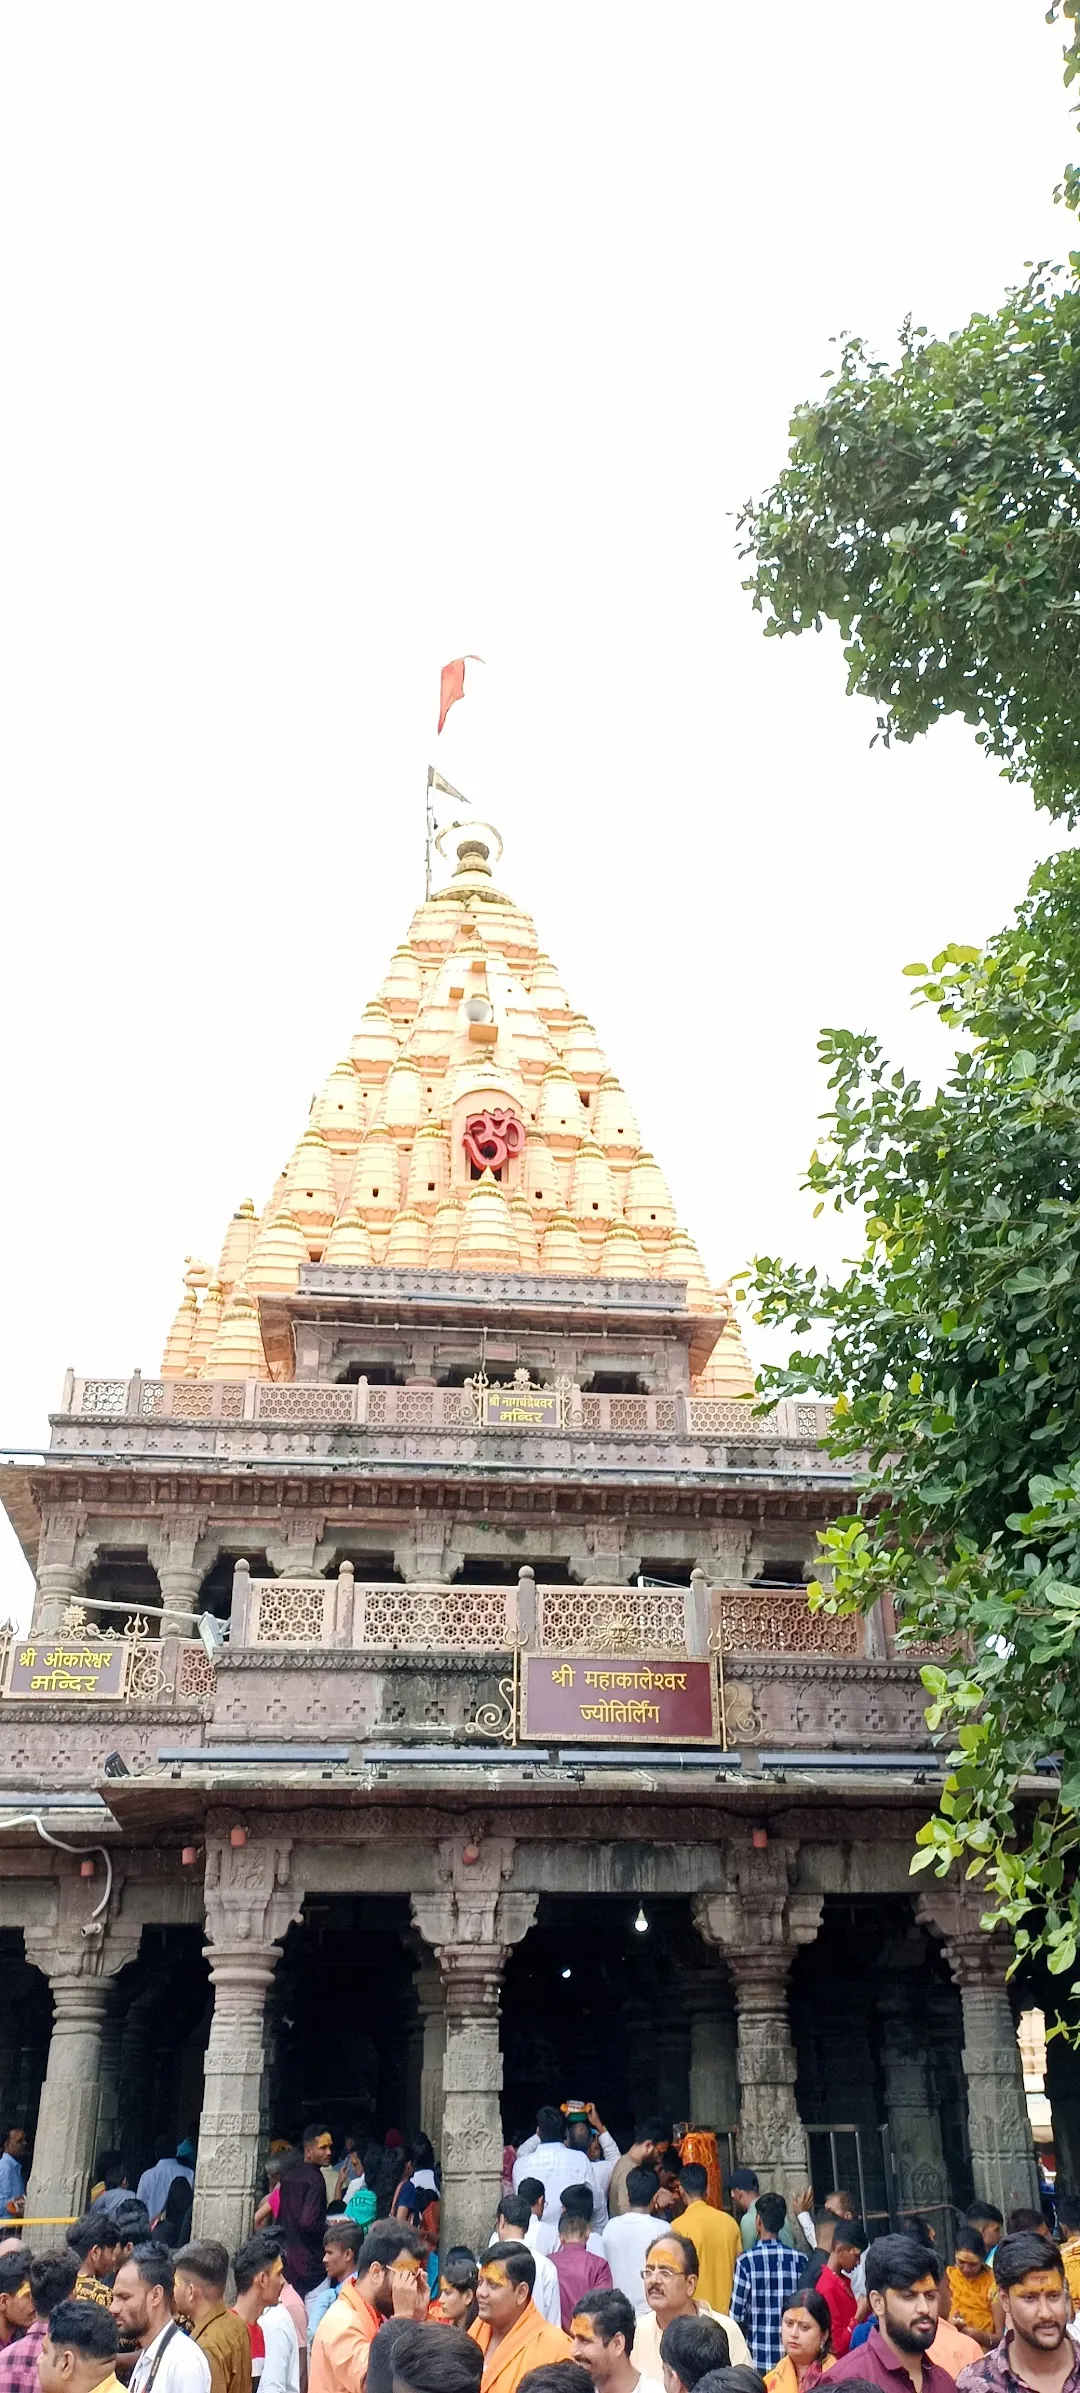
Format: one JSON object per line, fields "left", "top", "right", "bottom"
{"left": 0, "top": 1570, "right": 943, "bottom": 1780}
{"left": 49, "top": 1374, "right": 840, "bottom": 1476}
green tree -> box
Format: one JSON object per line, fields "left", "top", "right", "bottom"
{"left": 737, "top": 11, "right": 1080, "bottom": 819}
{"left": 749, "top": 850, "right": 1080, "bottom": 1975}
{"left": 741, "top": 8, "right": 1080, "bottom": 1977}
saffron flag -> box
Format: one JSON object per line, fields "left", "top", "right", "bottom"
{"left": 437, "top": 654, "right": 483, "bottom": 734}
{"left": 438, "top": 658, "right": 466, "bottom": 734}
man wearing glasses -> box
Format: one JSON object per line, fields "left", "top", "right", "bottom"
{"left": 630, "top": 2234, "right": 752, "bottom": 2385}
{"left": 308, "top": 2227, "right": 428, "bottom": 2393}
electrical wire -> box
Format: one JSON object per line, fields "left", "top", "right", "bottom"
{"left": 0, "top": 1815, "right": 112, "bottom": 1926}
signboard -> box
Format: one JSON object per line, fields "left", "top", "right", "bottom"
{"left": 522, "top": 1653, "right": 718, "bottom": 1743}
{"left": 5, "top": 1639, "right": 128, "bottom": 1699}
{"left": 485, "top": 1386, "right": 560, "bottom": 1430}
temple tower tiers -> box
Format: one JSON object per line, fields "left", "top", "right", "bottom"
{"left": 3, "top": 796, "right": 1046, "bottom": 2260}
{"left": 163, "top": 819, "right": 753, "bottom": 1395}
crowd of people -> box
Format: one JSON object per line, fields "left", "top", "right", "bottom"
{"left": 2, "top": 2109, "right": 1080, "bottom": 2393}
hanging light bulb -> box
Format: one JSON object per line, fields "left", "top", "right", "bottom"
{"left": 634, "top": 1905, "right": 649, "bottom": 1933}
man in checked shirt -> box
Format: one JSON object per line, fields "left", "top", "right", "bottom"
{"left": 0, "top": 2249, "right": 79, "bottom": 2393}
{"left": 730, "top": 2197, "right": 804, "bottom": 2375}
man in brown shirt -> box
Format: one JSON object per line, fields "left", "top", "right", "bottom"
{"left": 173, "top": 2243, "right": 253, "bottom": 2393}
{"left": 606, "top": 2124, "right": 671, "bottom": 2222}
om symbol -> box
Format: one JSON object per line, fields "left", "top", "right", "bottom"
{"left": 463, "top": 1110, "right": 525, "bottom": 1174}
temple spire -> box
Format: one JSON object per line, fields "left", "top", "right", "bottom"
{"left": 168, "top": 816, "right": 751, "bottom": 1392}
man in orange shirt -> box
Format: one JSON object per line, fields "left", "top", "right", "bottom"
{"left": 469, "top": 2246, "right": 571, "bottom": 2393}
{"left": 309, "top": 2227, "right": 428, "bottom": 2393}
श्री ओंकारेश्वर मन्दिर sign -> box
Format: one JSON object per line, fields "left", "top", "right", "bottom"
{"left": 521, "top": 1654, "right": 719, "bottom": 1742}
{"left": 5, "top": 1640, "right": 128, "bottom": 1699}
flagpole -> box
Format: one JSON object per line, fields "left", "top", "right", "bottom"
{"left": 425, "top": 765, "right": 471, "bottom": 899}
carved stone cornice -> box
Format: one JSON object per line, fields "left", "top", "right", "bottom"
{"left": 216, "top": 1648, "right": 510, "bottom": 1674}
{"left": 300, "top": 1264, "right": 690, "bottom": 1310}
{"left": 729, "top": 1658, "right": 929, "bottom": 1683}
{"left": 33, "top": 1461, "right": 847, "bottom": 1519}
{"left": 210, "top": 1648, "right": 927, "bottom": 1685}
{"left": 0, "top": 1705, "right": 210, "bottom": 1724}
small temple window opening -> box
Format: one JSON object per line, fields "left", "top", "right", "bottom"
{"left": 753, "top": 1557, "right": 811, "bottom": 1587}
{"left": 321, "top": 1550, "right": 402, "bottom": 1584}
{"left": 582, "top": 1370, "right": 648, "bottom": 1394}
{"left": 83, "top": 1550, "right": 164, "bottom": 1637}
{"left": 335, "top": 1360, "right": 405, "bottom": 1386}
{"left": 197, "top": 1551, "right": 278, "bottom": 1623}
{"left": 451, "top": 1555, "right": 576, "bottom": 1585}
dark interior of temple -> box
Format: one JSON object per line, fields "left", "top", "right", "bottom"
{"left": 4, "top": 1893, "right": 1073, "bottom": 2218}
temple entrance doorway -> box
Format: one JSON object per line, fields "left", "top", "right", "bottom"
{"left": 501, "top": 1895, "right": 703, "bottom": 2146}
{"left": 269, "top": 1897, "right": 418, "bottom": 2143}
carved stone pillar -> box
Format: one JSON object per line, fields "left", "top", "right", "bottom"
{"left": 117, "top": 1998, "right": 155, "bottom": 2167}
{"left": 414, "top": 1962, "right": 447, "bottom": 2151}
{"left": 695, "top": 1847, "right": 821, "bottom": 2203}
{"left": 193, "top": 1838, "right": 301, "bottom": 2251}
{"left": 157, "top": 1565, "right": 203, "bottom": 1628}
{"left": 684, "top": 1976, "right": 739, "bottom": 2132}
{"left": 877, "top": 1933, "right": 949, "bottom": 2211}
{"left": 95, "top": 1991, "right": 123, "bottom": 2154}
{"left": 264, "top": 1523, "right": 324, "bottom": 1580}
{"left": 917, "top": 1891, "right": 1039, "bottom": 2215}
{"left": 24, "top": 1885, "right": 142, "bottom": 2220}
{"left": 412, "top": 1839, "right": 536, "bottom": 2252}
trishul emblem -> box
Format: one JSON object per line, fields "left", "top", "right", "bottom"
{"left": 463, "top": 1109, "right": 525, "bottom": 1174}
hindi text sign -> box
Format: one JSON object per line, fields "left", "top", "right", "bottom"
{"left": 485, "top": 1386, "right": 560, "bottom": 1430}
{"left": 5, "top": 1640, "right": 128, "bottom": 1700}
{"left": 522, "top": 1653, "right": 718, "bottom": 1743}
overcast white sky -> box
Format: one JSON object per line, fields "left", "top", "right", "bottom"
{"left": 0, "top": 4, "right": 1074, "bottom": 1619}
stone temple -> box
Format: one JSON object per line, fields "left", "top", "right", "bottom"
{"left": 0, "top": 816, "right": 1062, "bottom": 2254}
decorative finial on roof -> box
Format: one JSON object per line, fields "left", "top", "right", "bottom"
{"left": 161, "top": 1285, "right": 198, "bottom": 1378}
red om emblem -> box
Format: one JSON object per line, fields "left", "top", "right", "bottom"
{"left": 463, "top": 1109, "right": 525, "bottom": 1174}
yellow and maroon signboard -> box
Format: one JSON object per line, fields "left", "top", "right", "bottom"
{"left": 522, "top": 1654, "right": 718, "bottom": 1743}
{"left": 5, "top": 1640, "right": 128, "bottom": 1699}
{"left": 485, "top": 1386, "right": 560, "bottom": 1429}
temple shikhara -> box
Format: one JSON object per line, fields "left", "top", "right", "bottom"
{"left": 0, "top": 817, "right": 1063, "bottom": 2252}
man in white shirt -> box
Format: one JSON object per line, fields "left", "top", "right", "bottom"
{"left": 568, "top": 2286, "right": 665, "bottom": 2393}
{"left": 514, "top": 2180, "right": 552, "bottom": 2257}
{"left": 545, "top": 2108, "right": 621, "bottom": 2215}
{"left": 111, "top": 2245, "right": 211, "bottom": 2393}
{"left": 494, "top": 2196, "right": 563, "bottom": 2328}
{"left": 602, "top": 2171, "right": 662, "bottom": 2310}
{"left": 513, "top": 2109, "right": 613, "bottom": 2232}
{"left": 534, "top": 2185, "right": 606, "bottom": 2261}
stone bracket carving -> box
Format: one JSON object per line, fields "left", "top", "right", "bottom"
{"left": 23, "top": 1871, "right": 143, "bottom": 1984}
{"left": 411, "top": 1838, "right": 536, "bottom": 2012}
{"left": 694, "top": 1841, "right": 822, "bottom": 1958}
{"left": 203, "top": 1838, "right": 302, "bottom": 1950}
{"left": 915, "top": 1888, "right": 1013, "bottom": 1986}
